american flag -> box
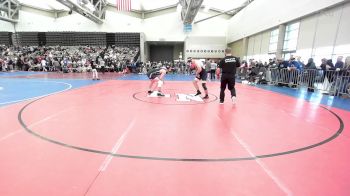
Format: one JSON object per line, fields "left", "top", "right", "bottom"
{"left": 116, "top": 0, "right": 131, "bottom": 11}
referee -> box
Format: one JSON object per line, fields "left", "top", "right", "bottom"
{"left": 217, "top": 48, "right": 240, "bottom": 104}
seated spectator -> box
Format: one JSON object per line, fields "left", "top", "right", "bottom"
{"left": 0, "top": 45, "right": 140, "bottom": 74}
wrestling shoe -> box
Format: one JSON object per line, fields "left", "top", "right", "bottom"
{"left": 157, "top": 92, "right": 165, "bottom": 97}
{"left": 232, "top": 96, "right": 236, "bottom": 104}
{"left": 195, "top": 90, "right": 201, "bottom": 96}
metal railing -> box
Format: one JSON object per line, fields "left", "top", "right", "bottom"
{"left": 237, "top": 67, "right": 350, "bottom": 97}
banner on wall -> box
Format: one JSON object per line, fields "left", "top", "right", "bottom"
{"left": 185, "top": 45, "right": 226, "bottom": 58}
{"left": 183, "top": 24, "right": 192, "bottom": 33}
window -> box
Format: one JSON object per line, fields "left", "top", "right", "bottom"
{"left": 283, "top": 22, "right": 300, "bottom": 52}
{"left": 296, "top": 48, "right": 312, "bottom": 60}
{"left": 283, "top": 52, "right": 296, "bottom": 60}
{"left": 0, "top": 10, "right": 8, "bottom": 17}
{"left": 269, "top": 29, "right": 279, "bottom": 53}
{"left": 245, "top": 56, "right": 253, "bottom": 61}
{"left": 332, "top": 44, "right": 350, "bottom": 62}
{"left": 313, "top": 46, "right": 333, "bottom": 65}
{"left": 311, "top": 44, "right": 350, "bottom": 64}
{"left": 253, "top": 54, "right": 269, "bottom": 62}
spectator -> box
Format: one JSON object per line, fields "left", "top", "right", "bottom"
{"left": 287, "top": 57, "right": 301, "bottom": 88}
{"left": 277, "top": 58, "right": 289, "bottom": 69}
{"left": 340, "top": 56, "right": 350, "bottom": 97}
{"left": 268, "top": 58, "right": 276, "bottom": 68}
{"left": 304, "top": 58, "right": 317, "bottom": 92}
{"left": 305, "top": 58, "right": 316, "bottom": 69}
{"left": 334, "top": 56, "right": 344, "bottom": 70}
{"left": 296, "top": 56, "right": 305, "bottom": 69}
{"left": 288, "top": 57, "right": 302, "bottom": 71}
{"left": 326, "top": 59, "right": 334, "bottom": 69}
{"left": 320, "top": 58, "right": 329, "bottom": 71}
{"left": 205, "top": 59, "right": 211, "bottom": 80}
{"left": 41, "top": 58, "right": 47, "bottom": 71}
{"left": 210, "top": 60, "right": 217, "bottom": 80}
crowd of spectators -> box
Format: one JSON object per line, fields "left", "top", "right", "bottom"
{"left": 0, "top": 45, "right": 139, "bottom": 73}
{"left": 238, "top": 55, "right": 350, "bottom": 97}
{"left": 138, "top": 59, "right": 219, "bottom": 78}
{"left": 1, "top": 44, "right": 349, "bottom": 97}
{"left": 240, "top": 56, "right": 349, "bottom": 77}
{"left": 0, "top": 45, "right": 192, "bottom": 75}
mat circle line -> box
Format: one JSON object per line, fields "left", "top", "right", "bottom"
{"left": 18, "top": 91, "right": 344, "bottom": 162}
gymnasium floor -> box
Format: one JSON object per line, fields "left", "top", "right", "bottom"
{"left": 1, "top": 71, "right": 350, "bottom": 196}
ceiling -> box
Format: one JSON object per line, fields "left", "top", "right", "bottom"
{"left": 18, "top": 0, "right": 69, "bottom": 11}
{"left": 17, "top": 0, "right": 248, "bottom": 12}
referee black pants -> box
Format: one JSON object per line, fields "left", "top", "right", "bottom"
{"left": 220, "top": 74, "right": 236, "bottom": 102}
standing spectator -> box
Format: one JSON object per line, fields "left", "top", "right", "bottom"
{"left": 7, "top": 58, "right": 13, "bottom": 71}
{"left": 343, "top": 56, "right": 350, "bottom": 71}
{"left": 319, "top": 59, "right": 334, "bottom": 93}
{"left": 91, "top": 60, "right": 100, "bottom": 80}
{"left": 238, "top": 60, "right": 248, "bottom": 80}
{"left": 276, "top": 58, "right": 289, "bottom": 86}
{"left": 52, "top": 58, "right": 60, "bottom": 71}
{"left": 326, "top": 59, "right": 336, "bottom": 83}
{"left": 338, "top": 56, "right": 350, "bottom": 97}
{"left": 210, "top": 60, "right": 217, "bottom": 80}
{"left": 99, "top": 57, "right": 105, "bottom": 74}
{"left": 0, "top": 58, "right": 4, "bottom": 71}
{"left": 16, "top": 56, "right": 23, "bottom": 70}
{"left": 334, "top": 56, "right": 344, "bottom": 80}
{"left": 305, "top": 58, "right": 316, "bottom": 69}
{"left": 277, "top": 58, "right": 289, "bottom": 69}
{"left": 320, "top": 58, "right": 329, "bottom": 72}
{"left": 205, "top": 59, "right": 211, "bottom": 80}
{"left": 326, "top": 59, "right": 334, "bottom": 69}
{"left": 288, "top": 57, "right": 302, "bottom": 88}
{"left": 268, "top": 58, "right": 276, "bottom": 68}
{"left": 304, "top": 58, "right": 317, "bottom": 92}
{"left": 296, "top": 56, "right": 305, "bottom": 70}
{"left": 334, "top": 56, "right": 344, "bottom": 70}
{"left": 289, "top": 57, "right": 302, "bottom": 71}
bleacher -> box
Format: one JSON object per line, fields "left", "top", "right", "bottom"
{"left": 0, "top": 32, "right": 12, "bottom": 46}
{"left": 16, "top": 32, "right": 39, "bottom": 46}
{"left": 0, "top": 32, "right": 140, "bottom": 47}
